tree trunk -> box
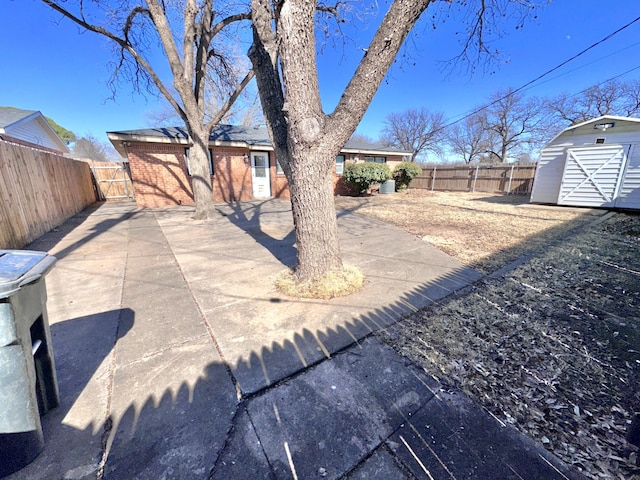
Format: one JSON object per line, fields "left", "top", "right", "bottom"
{"left": 287, "top": 149, "right": 343, "bottom": 281}
{"left": 188, "top": 126, "right": 217, "bottom": 219}
{"left": 249, "top": 0, "right": 439, "bottom": 285}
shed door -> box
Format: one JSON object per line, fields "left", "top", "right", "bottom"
{"left": 558, "top": 145, "right": 628, "bottom": 207}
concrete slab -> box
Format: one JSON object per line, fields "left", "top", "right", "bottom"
{"left": 232, "top": 338, "right": 437, "bottom": 479}
{"left": 346, "top": 449, "right": 409, "bottom": 479}
{"left": 103, "top": 340, "right": 236, "bottom": 479}
{"left": 155, "top": 200, "right": 481, "bottom": 394}
{"left": 387, "top": 389, "right": 584, "bottom": 480}
{"left": 101, "top": 212, "right": 238, "bottom": 478}
{"left": 9, "top": 205, "right": 135, "bottom": 480}
{"left": 209, "top": 408, "right": 275, "bottom": 480}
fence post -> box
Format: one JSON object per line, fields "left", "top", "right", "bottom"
{"left": 472, "top": 165, "right": 479, "bottom": 192}
{"left": 506, "top": 164, "right": 514, "bottom": 195}
{"left": 431, "top": 167, "right": 436, "bottom": 191}
{"left": 121, "top": 162, "right": 130, "bottom": 199}
{"left": 90, "top": 165, "right": 105, "bottom": 201}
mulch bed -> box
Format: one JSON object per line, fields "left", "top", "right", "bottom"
{"left": 377, "top": 212, "right": 640, "bottom": 480}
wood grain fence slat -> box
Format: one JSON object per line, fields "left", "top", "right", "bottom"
{"left": 0, "top": 140, "right": 97, "bottom": 249}
{"left": 410, "top": 164, "right": 537, "bottom": 194}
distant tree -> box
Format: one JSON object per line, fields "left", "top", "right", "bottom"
{"left": 480, "top": 88, "right": 548, "bottom": 163}
{"left": 446, "top": 114, "right": 491, "bottom": 164}
{"left": 143, "top": 55, "right": 264, "bottom": 128}
{"left": 546, "top": 79, "right": 640, "bottom": 126}
{"left": 45, "top": 116, "right": 76, "bottom": 144}
{"left": 71, "top": 134, "right": 120, "bottom": 162}
{"left": 349, "top": 133, "right": 378, "bottom": 145}
{"left": 381, "top": 108, "right": 446, "bottom": 162}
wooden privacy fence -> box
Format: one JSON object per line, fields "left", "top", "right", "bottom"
{"left": 0, "top": 140, "right": 97, "bottom": 249}
{"left": 88, "top": 161, "right": 134, "bottom": 201}
{"left": 410, "top": 163, "right": 537, "bottom": 194}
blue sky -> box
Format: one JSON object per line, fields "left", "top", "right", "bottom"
{"left": 1, "top": 1, "right": 639, "bottom": 145}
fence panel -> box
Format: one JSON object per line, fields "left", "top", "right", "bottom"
{"left": 411, "top": 163, "right": 537, "bottom": 194}
{"left": 0, "top": 140, "right": 97, "bottom": 249}
{"left": 88, "top": 161, "right": 135, "bottom": 200}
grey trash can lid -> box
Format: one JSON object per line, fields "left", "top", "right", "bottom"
{"left": 0, "top": 250, "right": 57, "bottom": 299}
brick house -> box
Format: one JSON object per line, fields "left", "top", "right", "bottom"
{"left": 108, "top": 125, "right": 411, "bottom": 208}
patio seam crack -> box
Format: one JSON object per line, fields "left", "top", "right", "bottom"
{"left": 154, "top": 211, "right": 243, "bottom": 399}
{"left": 96, "top": 216, "right": 130, "bottom": 480}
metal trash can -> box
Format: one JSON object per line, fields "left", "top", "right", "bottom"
{"left": 0, "top": 250, "right": 58, "bottom": 478}
{"left": 380, "top": 179, "right": 396, "bottom": 194}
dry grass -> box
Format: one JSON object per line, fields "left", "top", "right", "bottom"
{"left": 275, "top": 265, "right": 364, "bottom": 299}
{"left": 336, "top": 191, "right": 640, "bottom": 479}
{"left": 335, "top": 190, "right": 597, "bottom": 273}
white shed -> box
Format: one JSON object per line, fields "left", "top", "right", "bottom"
{"left": 531, "top": 115, "right": 640, "bottom": 209}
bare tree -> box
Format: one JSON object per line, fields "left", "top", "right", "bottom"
{"left": 381, "top": 109, "right": 446, "bottom": 161}
{"left": 71, "top": 134, "right": 121, "bottom": 162}
{"left": 248, "top": 0, "right": 545, "bottom": 285}
{"left": 41, "top": 0, "right": 253, "bottom": 219}
{"left": 446, "top": 113, "right": 490, "bottom": 163}
{"left": 349, "top": 133, "right": 378, "bottom": 144}
{"left": 481, "top": 88, "right": 547, "bottom": 163}
{"left": 42, "top": 0, "right": 546, "bottom": 288}
{"left": 546, "top": 78, "right": 640, "bottom": 126}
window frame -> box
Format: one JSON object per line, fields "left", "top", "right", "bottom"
{"left": 364, "top": 156, "right": 387, "bottom": 163}
{"left": 185, "top": 147, "right": 214, "bottom": 176}
{"left": 335, "top": 155, "right": 345, "bottom": 175}
{"left": 276, "top": 159, "right": 284, "bottom": 175}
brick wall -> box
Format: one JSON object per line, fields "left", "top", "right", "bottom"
{"left": 126, "top": 142, "right": 194, "bottom": 208}
{"left": 124, "top": 141, "right": 401, "bottom": 207}
{"left": 125, "top": 143, "right": 291, "bottom": 207}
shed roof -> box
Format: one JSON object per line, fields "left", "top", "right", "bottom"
{"left": 545, "top": 115, "right": 640, "bottom": 146}
{"left": 107, "top": 125, "right": 412, "bottom": 158}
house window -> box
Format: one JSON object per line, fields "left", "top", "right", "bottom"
{"left": 595, "top": 138, "right": 606, "bottom": 144}
{"left": 364, "top": 156, "right": 386, "bottom": 163}
{"left": 276, "top": 159, "right": 284, "bottom": 175}
{"left": 336, "top": 155, "right": 345, "bottom": 175}
{"left": 185, "top": 148, "right": 214, "bottom": 176}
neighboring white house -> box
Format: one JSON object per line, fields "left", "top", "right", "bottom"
{"left": 531, "top": 115, "right": 640, "bottom": 209}
{"left": 0, "top": 106, "right": 70, "bottom": 154}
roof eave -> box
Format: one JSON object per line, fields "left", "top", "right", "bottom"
{"left": 107, "top": 131, "right": 275, "bottom": 156}
{"left": 341, "top": 147, "right": 412, "bottom": 157}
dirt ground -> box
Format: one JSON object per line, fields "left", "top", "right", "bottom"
{"left": 335, "top": 191, "right": 640, "bottom": 480}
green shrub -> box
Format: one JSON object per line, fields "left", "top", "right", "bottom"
{"left": 343, "top": 162, "right": 392, "bottom": 194}
{"left": 393, "top": 162, "right": 422, "bottom": 191}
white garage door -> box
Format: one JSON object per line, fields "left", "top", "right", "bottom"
{"left": 558, "top": 145, "right": 628, "bottom": 207}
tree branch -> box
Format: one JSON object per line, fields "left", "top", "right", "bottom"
{"left": 206, "top": 70, "right": 256, "bottom": 129}
{"left": 41, "top": 0, "right": 187, "bottom": 121}
{"left": 211, "top": 13, "right": 252, "bottom": 37}
{"left": 328, "top": 0, "right": 434, "bottom": 147}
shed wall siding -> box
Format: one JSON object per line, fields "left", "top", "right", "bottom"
{"left": 616, "top": 144, "right": 640, "bottom": 209}
{"left": 531, "top": 143, "right": 569, "bottom": 203}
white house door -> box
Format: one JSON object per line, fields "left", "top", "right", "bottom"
{"left": 251, "top": 152, "right": 271, "bottom": 198}
{"left": 558, "top": 145, "right": 628, "bottom": 207}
